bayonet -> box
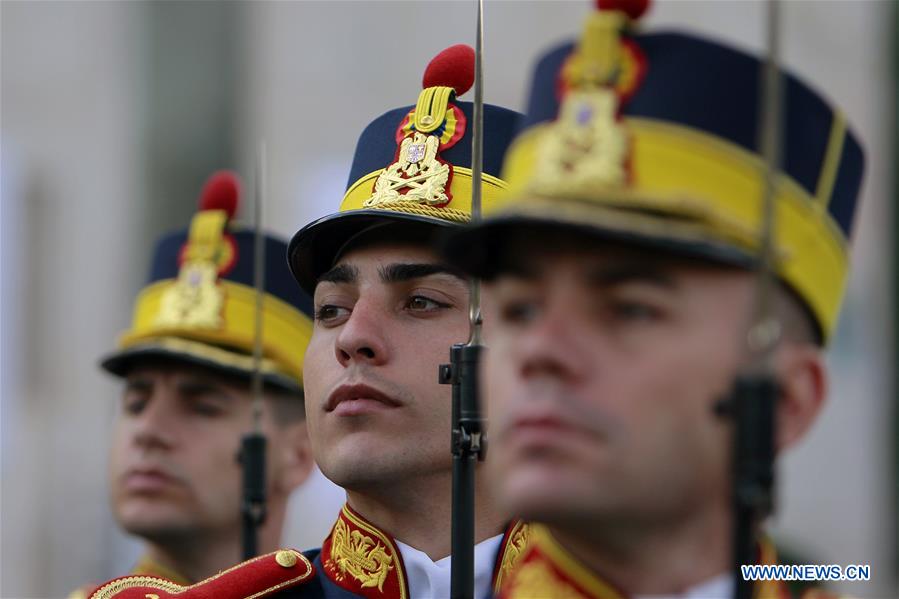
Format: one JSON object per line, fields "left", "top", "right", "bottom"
{"left": 240, "top": 143, "right": 269, "bottom": 560}
{"left": 441, "top": 3, "right": 486, "bottom": 598}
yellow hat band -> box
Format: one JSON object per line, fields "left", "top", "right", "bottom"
{"left": 500, "top": 117, "right": 848, "bottom": 340}
{"left": 119, "top": 279, "right": 313, "bottom": 385}
{"left": 342, "top": 166, "right": 509, "bottom": 223}
{"left": 116, "top": 336, "right": 297, "bottom": 385}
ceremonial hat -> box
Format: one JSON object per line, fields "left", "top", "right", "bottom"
{"left": 102, "top": 171, "right": 314, "bottom": 392}
{"left": 443, "top": 0, "right": 865, "bottom": 343}
{"left": 287, "top": 44, "right": 522, "bottom": 295}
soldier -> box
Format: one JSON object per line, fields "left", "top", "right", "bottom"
{"left": 72, "top": 171, "right": 318, "bottom": 598}
{"left": 441, "top": 1, "right": 865, "bottom": 598}
{"left": 279, "top": 45, "right": 528, "bottom": 599}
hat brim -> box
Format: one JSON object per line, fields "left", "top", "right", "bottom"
{"left": 100, "top": 336, "right": 302, "bottom": 394}
{"left": 288, "top": 209, "right": 456, "bottom": 295}
{"left": 440, "top": 197, "right": 759, "bottom": 280}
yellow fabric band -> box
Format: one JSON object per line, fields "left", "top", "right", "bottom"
{"left": 118, "top": 336, "right": 298, "bottom": 385}
{"left": 119, "top": 279, "right": 312, "bottom": 385}
{"left": 814, "top": 108, "right": 847, "bottom": 209}
{"left": 500, "top": 117, "right": 849, "bottom": 340}
{"left": 341, "top": 166, "right": 508, "bottom": 221}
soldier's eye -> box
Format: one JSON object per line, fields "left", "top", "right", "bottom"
{"left": 315, "top": 304, "right": 350, "bottom": 324}
{"left": 501, "top": 300, "right": 539, "bottom": 325}
{"left": 190, "top": 402, "right": 223, "bottom": 417}
{"left": 123, "top": 397, "right": 148, "bottom": 416}
{"left": 610, "top": 301, "right": 660, "bottom": 322}
{"left": 405, "top": 295, "right": 449, "bottom": 313}
{"left": 122, "top": 381, "right": 151, "bottom": 415}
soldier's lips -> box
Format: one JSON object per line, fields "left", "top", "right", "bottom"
{"left": 326, "top": 383, "right": 402, "bottom": 416}
{"left": 503, "top": 421, "right": 601, "bottom": 461}
{"left": 507, "top": 416, "right": 577, "bottom": 443}
{"left": 122, "top": 468, "right": 182, "bottom": 493}
{"left": 500, "top": 407, "right": 606, "bottom": 452}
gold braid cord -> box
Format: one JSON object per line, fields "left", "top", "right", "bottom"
{"left": 88, "top": 550, "right": 313, "bottom": 599}
{"left": 370, "top": 200, "right": 470, "bottom": 223}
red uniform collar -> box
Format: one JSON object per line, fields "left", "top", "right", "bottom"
{"left": 321, "top": 503, "right": 531, "bottom": 599}
{"left": 498, "top": 525, "right": 805, "bottom": 599}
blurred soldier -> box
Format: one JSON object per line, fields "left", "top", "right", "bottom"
{"left": 442, "top": 1, "right": 865, "bottom": 598}
{"left": 70, "top": 171, "right": 317, "bottom": 598}
{"left": 278, "top": 44, "right": 528, "bottom": 599}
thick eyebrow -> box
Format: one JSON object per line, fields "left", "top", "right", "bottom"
{"left": 378, "top": 263, "right": 465, "bottom": 284}
{"left": 177, "top": 378, "right": 232, "bottom": 401}
{"left": 318, "top": 263, "right": 359, "bottom": 285}
{"left": 586, "top": 263, "right": 676, "bottom": 289}
{"left": 124, "top": 378, "right": 152, "bottom": 393}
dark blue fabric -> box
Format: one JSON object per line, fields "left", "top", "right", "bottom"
{"left": 521, "top": 31, "right": 865, "bottom": 237}
{"left": 345, "top": 101, "right": 522, "bottom": 192}
{"left": 148, "top": 228, "right": 314, "bottom": 319}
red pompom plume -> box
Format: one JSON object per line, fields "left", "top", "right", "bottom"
{"left": 596, "top": 0, "right": 650, "bottom": 20}
{"left": 199, "top": 170, "right": 240, "bottom": 219}
{"left": 422, "top": 44, "right": 475, "bottom": 96}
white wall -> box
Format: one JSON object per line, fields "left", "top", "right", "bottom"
{"left": 1, "top": 2, "right": 148, "bottom": 597}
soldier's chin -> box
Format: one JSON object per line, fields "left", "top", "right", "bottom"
{"left": 116, "top": 501, "right": 194, "bottom": 538}
{"left": 319, "top": 441, "right": 450, "bottom": 491}
{"left": 496, "top": 465, "right": 595, "bottom": 523}
{"left": 120, "top": 517, "right": 196, "bottom": 543}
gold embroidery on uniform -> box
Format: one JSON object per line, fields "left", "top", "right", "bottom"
{"left": 505, "top": 561, "right": 586, "bottom": 599}
{"left": 89, "top": 577, "right": 180, "bottom": 599}
{"left": 326, "top": 517, "right": 395, "bottom": 592}
{"left": 532, "top": 88, "right": 629, "bottom": 196}
{"left": 495, "top": 523, "right": 531, "bottom": 590}
{"left": 365, "top": 132, "right": 450, "bottom": 208}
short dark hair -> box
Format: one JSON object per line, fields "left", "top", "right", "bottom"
{"left": 775, "top": 284, "right": 822, "bottom": 347}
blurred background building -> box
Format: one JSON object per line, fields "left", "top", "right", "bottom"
{"left": 1, "top": 1, "right": 895, "bottom": 597}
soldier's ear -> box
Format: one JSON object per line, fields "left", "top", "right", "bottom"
{"left": 773, "top": 342, "right": 827, "bottom": 453}
{"left": 276, "top": 420, "right": 315, "bottom": 494}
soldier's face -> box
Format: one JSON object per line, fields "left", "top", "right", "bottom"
{"left": 109, "top": 363, "right": 298, "bottom": 543}
{"left": 483, "top": 242, "right": 753, "bottom": 529}
{"left": 304, "top": 243, "right": 470, "bottom": 489}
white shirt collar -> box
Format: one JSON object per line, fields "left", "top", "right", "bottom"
{"left": 395, "top": 533, "right": 504, "bottom": 599}
{"left": 634, "top": 572, "right": 733, "bottom": 599}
